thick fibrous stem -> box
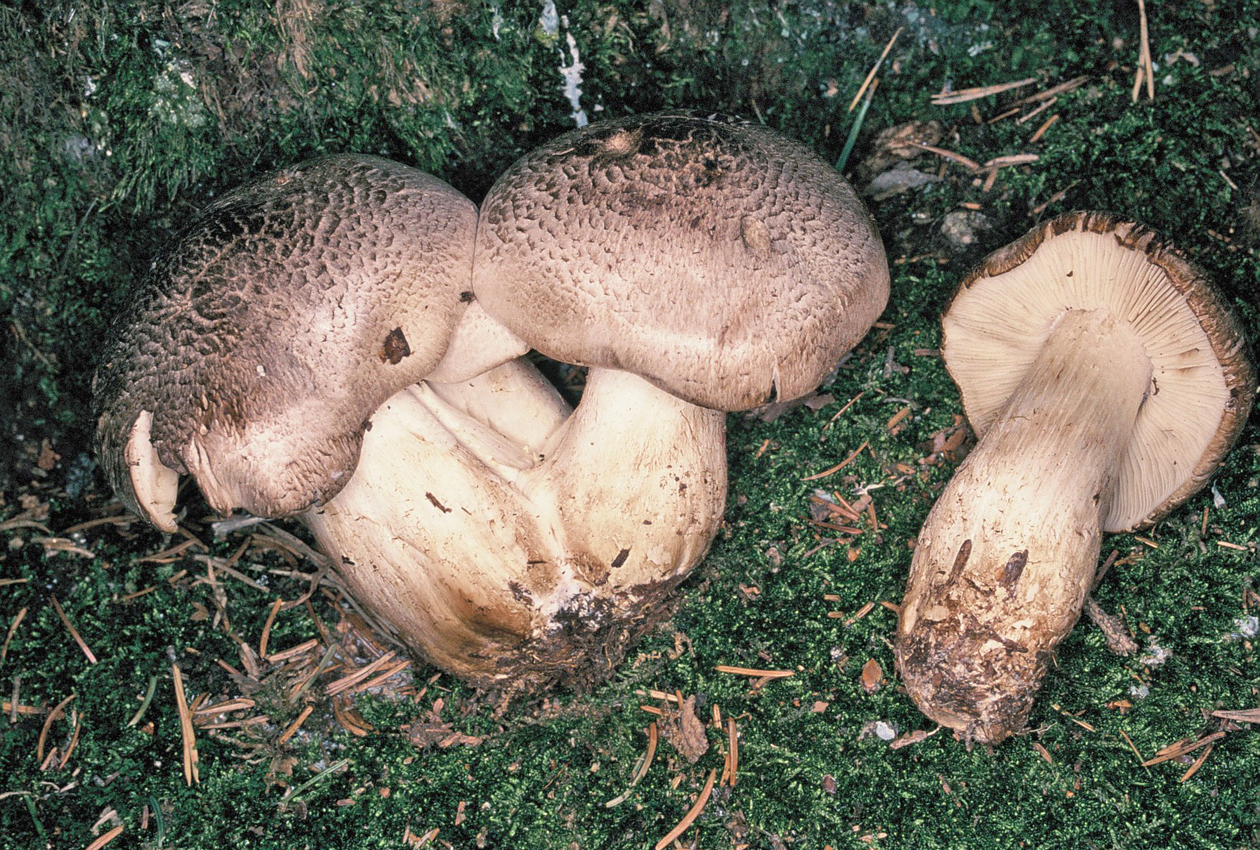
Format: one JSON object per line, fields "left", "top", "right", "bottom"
{"left": 519, "top": 368, "right": 727, "bottom": 596}
{"left": 896, "top": 309, "right": 1153, "bottom": 743}
{"left": 304, "top": 362, "right": 726, "bottom": 693}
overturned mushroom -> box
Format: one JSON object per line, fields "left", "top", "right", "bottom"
{"left": 895, "top": 212, "right": 1256, "bottom": 744}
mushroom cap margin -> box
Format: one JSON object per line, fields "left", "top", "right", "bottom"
{"left": 941, "top": 210, "right": 1256, "bottom": 531}
{"left": 93, "top": 154, "right": 479, "bottom": 523}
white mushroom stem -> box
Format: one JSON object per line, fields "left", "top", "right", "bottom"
{"left": 896, "top": 308, "right": 1153, "bottom": 742}
{"left": 519, "top": 367, "right": 728, "bottom": 593}
{"left": 303, "top": 361, "right": 726, "bottom": 690}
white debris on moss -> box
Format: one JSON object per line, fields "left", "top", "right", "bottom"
{"left": 538, "top": 0, "right": 559, "bottom": 38}
{"left": 859, "top": 719, "right": 897, "bottom": 741}
{"left": 490, "top": 2, "right": 504, "bottom": 40}
{"left": 1228, "top": 615, "right": 1259, "bottom": 640}
{"left": 150, "top": 60, "right": 208, "bottom": 129}
{"left": 538, "top": 1, "right": 589, "bottom": 128}
{"left": 1129, "top": 683, "right": 1150, "bottom": 700}
{"left": 560, "top": 26, "right": 589, "bottom": 127}
{"left": 1140, "top": 642, "right": 1171, "bottom": 668}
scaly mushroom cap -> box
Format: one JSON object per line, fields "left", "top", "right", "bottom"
{"left": 473, "top": 112, "right": 890, "bottom": 410}
{"left": 942, "top": 211, "right": 1256, "bottom": 531}
{"left": 94, "top": 154, "right": 478, "bottom": 530}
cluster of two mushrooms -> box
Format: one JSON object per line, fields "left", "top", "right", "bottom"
{"left": 94, "top": 113, "right": 891, "bottom": 693}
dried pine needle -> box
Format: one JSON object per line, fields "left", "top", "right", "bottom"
{"left": 653, "top": 768, "right": 718, "bottom": 850}
{"left": 802, "top": 440, "right": 870, "bottom": 482}
{"left": 326, "top": 650, "right": 398, "bottom": 696}
{"left": 714, "top": 665, "right": 794, "bottom": 679}
{"left": 259, "top": 597, "right": 283, "bottom": 659}
{"left": 931, "top": 76, "right": 1037, "bottom": 105}
{"left": 172, "top": 664, "right": 200, "bottom": 785}
{"left": 277, "top": 705, "right": 315, "bottom": 746}
{"left": 36, "top": 693, "right": 75, "bottom": 764}
{"left": 848, "top": 27, "right": 901, "bottom": 112}
{"left": 1, "top": 606, "right": 27, "bottom": 663}
{"left": 50, "top": 596, "right": 97, "bottom": 665}
{"left": 84, "top": 825, "right": 125, "bottom": 850}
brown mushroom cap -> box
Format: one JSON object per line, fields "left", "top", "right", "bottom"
{"left": 942, "top": 211, "right": 1256, "bottom": 532}
{"left": 94, "top": 154, "right": 478, "bottom": 529}
{"left": 472, "top": 112, "right": 890, "bottom": 411}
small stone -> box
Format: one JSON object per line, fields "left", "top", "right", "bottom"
{"left": 940, "top": 210, "right": 992, "bottom": 250}
{"left": 865, "top": 164, "right": 941, "bottom": 201}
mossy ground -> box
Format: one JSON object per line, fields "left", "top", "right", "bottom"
{"left": 2, "top": 1, "right": 1259, "bottom": 848}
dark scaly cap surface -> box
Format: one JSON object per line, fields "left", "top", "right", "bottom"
{"left": 94, "top": 154, "right": 478, "bottom": 524}
{"left": 473, "top": 112, "right": 890, "bottom": 411}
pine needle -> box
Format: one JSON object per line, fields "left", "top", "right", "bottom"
{"left": 849, "top": 27, "right": 901, "bottom": 112}
{"left": 172, "top": 664, "right": 200, "bottom": 785}
{"left": 50, "top": 596, "right": 97, "bottom": 665}
{"left": 653, "top": 768, "right": 717, "bottom": 850}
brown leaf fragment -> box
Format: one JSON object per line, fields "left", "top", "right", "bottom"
{"left": 1211, "top": 708, "right": 1260, "bottom": 723}
{"left": 37, "top": 439, "right": 60, "bottom": 471}
{"left": 918, "top": 415, "right": 973, "bottom": 465}
{"left": 752, "top": 391, "right": 835, "bottom": 423}
{"left": 821, "top": 773, "right": 838, "bottom": 795}
{"left": 856, "top": 120, "right": 945, "bottom": 178}
{"left": 658, "top": 695, "right": 709, "bottom": 764}
{"left": 861, "top": 658, "right": 884, "bottom": 694}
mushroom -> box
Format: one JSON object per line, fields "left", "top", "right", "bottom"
{"left": 94, "top": 114, "right": 891, "bottom": 696}
{"left": 471, "top": 112, "right": 890, "bottom": 577}
{"left": 895, "top": 211, "right": 1256, "bottom": 744}
{"left": 304, "top": 112, "right": 891, "bottom": 690}
{"left": 93, "top": 154, "right": 489, "bottom": 530}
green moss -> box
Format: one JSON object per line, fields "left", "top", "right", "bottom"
{"left": 3, "top": 0, "right": 1260, "bottom": 848}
